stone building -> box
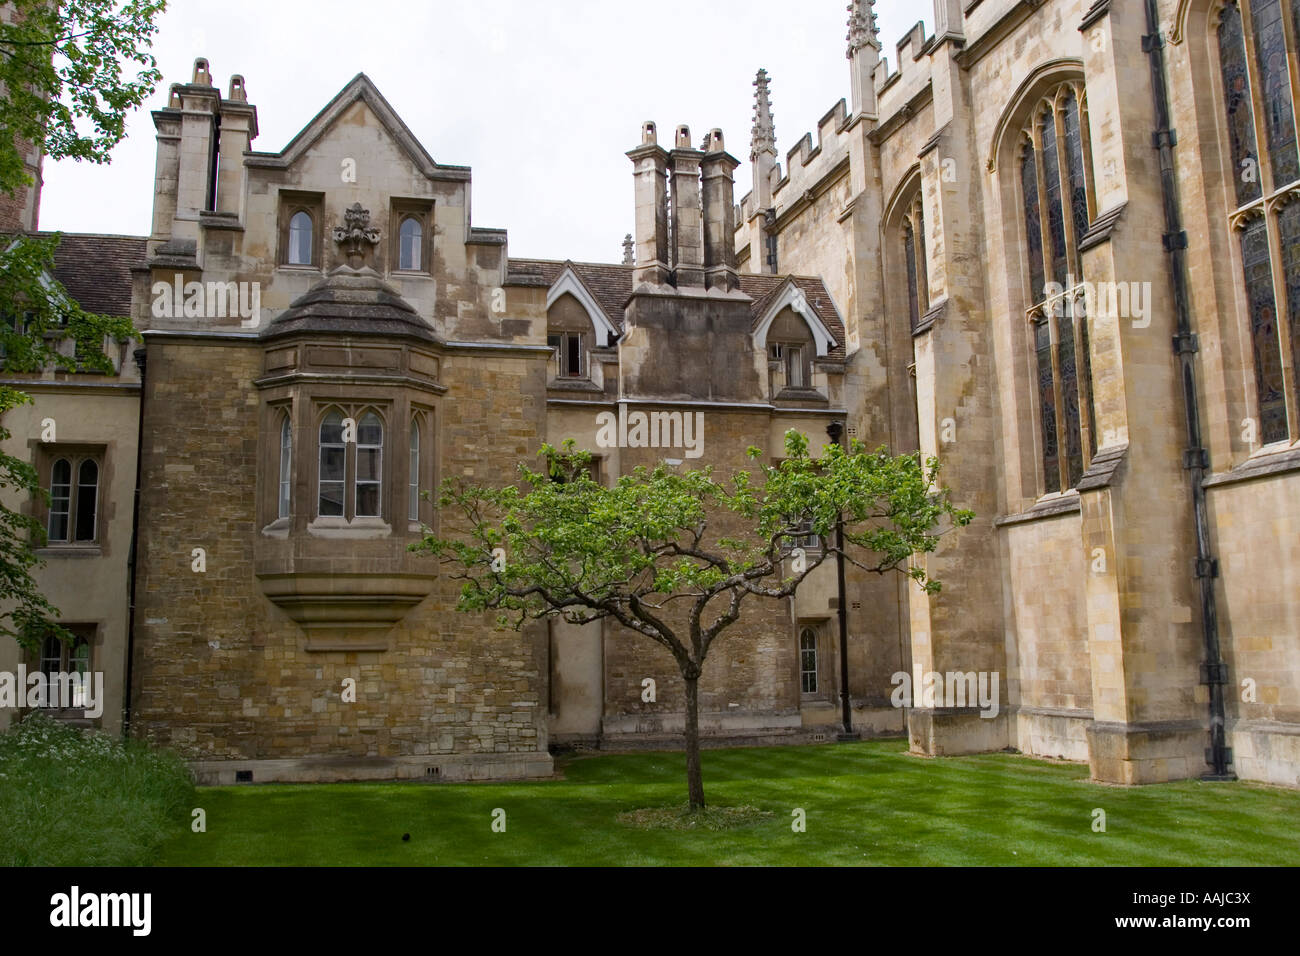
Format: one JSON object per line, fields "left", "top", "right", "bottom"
{"left": 2, "top": 0, "right": 1297, "bottom": 789}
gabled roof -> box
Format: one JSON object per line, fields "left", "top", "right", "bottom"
{"left": 509, "top": 257, "right": 847, "bottom": 360}
{"left": 244, "top": 73, "right": 470, "bottom": 182}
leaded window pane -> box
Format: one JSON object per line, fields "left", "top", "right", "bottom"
{"left": 1279, "top": 201, "right": 1300, "bottom": 427}
{"left": 904, "top": 221, "right": 920, "bottom": 332}
{"left": 1219, "top": 2, "right": 1263, "bottom": 206}
{"left": 1021, "top": 144, "right": 1046, "bottom": 302}
{"left": 1249, "top": 0, "right": 1300, "bottom": 185}
{"left": 1062, "top": 91, "right": 1091, "bottom": 254}
{"left": 1058, "top": 303, "right": 1085, "bottom": 489}
{"left": 1040, "top": 110, "right": 1069, "bottom": 287}
{"left": 1240, "top": 217, "right": 1288, "bottom": 443}
{"left": 1036, "top": 319, "right": 1061, "bottom": 493}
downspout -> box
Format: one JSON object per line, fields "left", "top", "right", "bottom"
{"left": 122, "top": 344, "right": 146, "bottom": 739}
{"left": 1141, "top": 0, "right": 1233, "bottom": 779}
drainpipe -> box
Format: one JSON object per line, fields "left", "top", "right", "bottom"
{"left": 826, "top": 420, "right": 859, "bottom": 741}
{"left": 1141, "top": 0, "right": 1233, "bottom": 779}
{"left": 122, "top": 344, "right": 146, "bottom": 739}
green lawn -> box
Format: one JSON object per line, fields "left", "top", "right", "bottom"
{"left": 155, "top": 739, "right": 1300, "bottom": 866}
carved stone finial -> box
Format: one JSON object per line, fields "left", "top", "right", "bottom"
{"left": 846, "top": 0, "right": 880, "bottom": 59}
{"left": 751, "top": 68, "right": 776, "bottom": 161}
{"left": 332, "top": 202, "right": 381, "bottom": 268}
{"left": 622, "top": 233, "right": 634, "bottom": 265}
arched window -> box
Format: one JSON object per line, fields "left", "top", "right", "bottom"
{"left": 1019, "top": 82, "right": 1097, "bottom": 493}
{"left": 48, "top": 458, "right": 71, "bottom": 542}
{"left": 278, "top": 415, "right": 292, "bottom": 519}
{"left": 398, "top": 217, "right": 422, "bottom": 271}
{"left": 288, "top": 210, "right": 313, "bottom": 266}
{"left": 408, "top": 418, "right": 421, "bottom": 521}
{"left": 318, "top": 410, "right": 345, "bottom": 517}
{"left": 901, "top": 195, "right": 928, "bottom": 332}
{"left": 799, "top": 627, "right": 818, "bottom": 695}
{"left": 355, "top": 411, "right": 383, "bottom": 518}
{"left": 75, "top": 459, "right": 98, "bottom": 542}
{"left": 1217, "top": 0, "right": 1300, "bottom": 445}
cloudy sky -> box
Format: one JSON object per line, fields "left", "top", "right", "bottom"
{"left": 40, "top": 0, "right": 926, "bottom": 263}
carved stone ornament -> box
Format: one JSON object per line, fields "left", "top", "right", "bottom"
{"left": 332, "top": 202, "right": 381, "bottom": 267}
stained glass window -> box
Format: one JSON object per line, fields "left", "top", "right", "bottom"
{"left": 1035, "top": 318, "right": 1061, "bottom": 494}
{"left": 1062, "top": 91, "right": 1091, "bottom": 258}
{"left": 1242, "top": 218, "right": 1289, "bottom": 443}
{"left": 1020, "top": 84, "right": 1098, "bottom": 494}
{"left": 1250, "top": 0, "right": 1299, "bottom": 186}
{"left": 1021, "top": 143, "right": 1045, "bottom": 299}
{"left": 1219, "top": 2, "right": 1263, "bottom": 206}
{"left": 904, "top": 220, "right": 920, "bottom": 331}
{"left": 1217, "top": 2, "right": 1300, "bottom": 443}
{"left": 1041, "top": 110, "right": 1070, "bottom": 287}
{"left": 1280, "top": 201, "right": 1300, "bottom": 408}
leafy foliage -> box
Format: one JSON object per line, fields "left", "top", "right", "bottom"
{"left": 417, "top": 431, "right": 971, "bottom": 660}
{"left": 0, "top": 0, "right": 165, "bottom": 194}
{"left": 0, "top": 1, "right": 161, "bottom": 650}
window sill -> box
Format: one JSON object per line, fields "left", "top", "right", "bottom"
{"left": 547, "top": 377, "right": 602, "bottom": 393}
{"left": 34, "top": 546, "right": 101, "bottom": 558}
{"left": 1203, "top": 441, "right": 1300, "bottom": 489}
{"left": 993, "top": 491, "right": 1081, "bottom": 528}
{"left": 261, "top": 517, "right": 291, "bottom": 539}
{"left": 276, "top": 264, "right": 323, "bottom": 274}
{"left": 307, "top": 516, "right": 392, "bottom": 539}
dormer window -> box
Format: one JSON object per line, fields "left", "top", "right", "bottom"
{"left": 548, "top": 332, "right": 584, "bottom": 378}
{"left": 769, "top": 341, "right": 809, "bottom": 389}
{"left": 288, "top": 211, "right": 313, "bottom": 265}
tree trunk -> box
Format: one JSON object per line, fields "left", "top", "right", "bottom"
{"left": 684, "top": 674, "right": 705, "bottom": 811}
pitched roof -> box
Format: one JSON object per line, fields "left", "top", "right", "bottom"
{"left": 509, "top": 257, "right": 847, "bottom": 360}
{"left": 40, "top": 232, "right": 146, "bottom": 318}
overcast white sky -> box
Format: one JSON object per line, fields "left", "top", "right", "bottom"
{"left": 39, "top": 0, "right": 927, "bottom": 263}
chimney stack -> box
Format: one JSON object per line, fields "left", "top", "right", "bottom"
{"left": 214, "top": 75, "right": 258, "bottom": 220}
{"left": 669, "top": 124, "right": 704, "bottom": 287}
{"left": 626, "top": 121, "right": 669, "bottom": 287}
{"left": 701, "top": 129, "right": 739, "bottom": 293}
